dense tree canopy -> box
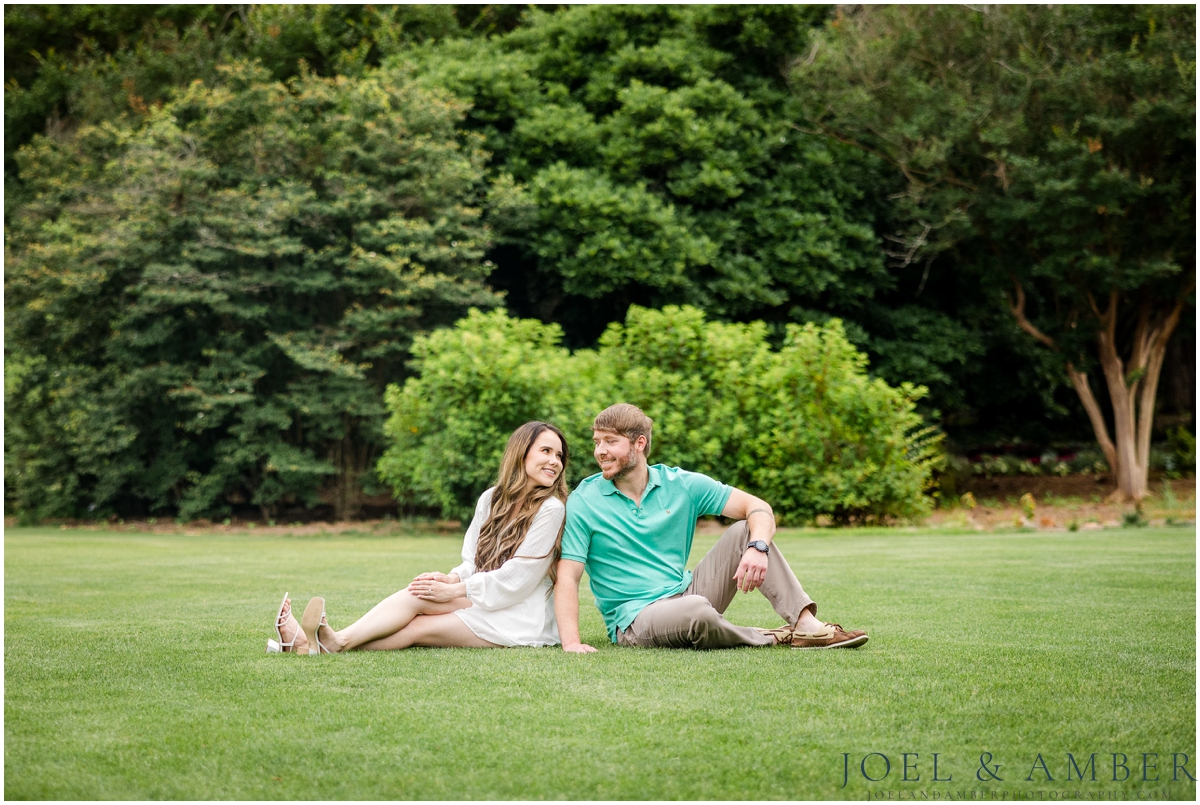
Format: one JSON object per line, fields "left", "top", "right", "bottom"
{"left": 3, "top": 4, "right": 1193, "bottom": 520}
{"left": 4, "top": 4, "right": 523, "bottom": 201}
{"left": 403, "top": 4, "right": 1117, "bottom": 443}
{"left": 6, "top": 63, "right": 497, "bottom": 520}
{"left": 791, "top": 4, "right": 1196, "bottom": 499}
{"left": 406, "top": 5, "right": 892, "bottom": 333}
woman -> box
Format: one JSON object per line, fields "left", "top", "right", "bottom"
{"left": 268, "top": 421, "right": 569, "bottom": 653}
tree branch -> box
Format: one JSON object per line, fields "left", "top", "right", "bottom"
{"left": 1135, "top": 296, "right": 1187, "bottom": 480}
{"left": 882, "top": 223, "right": 932, "bottom": 268}
{"left": 993, "top": 58, "right": 1026, "bottom": 77}
{"left": 1092, "top": 290, "right": 1119, "bottom": 337}
{"left": 802, "top": 40, "right": 820, "bottom": 66}
{"left": 790, "top": 123, "right": 904, "bottom": 174}
{"left": 1007, "top": 276, "right": 1056, "bottom": 348}
{"left": 1067, "top": 361, "right": 1117, "bottom": 472}
{"left": 1127, "top": 293, "right": 1153, "bottom": 395}
{"left": 788, "top": 123, "right": 978, "bottom": 191}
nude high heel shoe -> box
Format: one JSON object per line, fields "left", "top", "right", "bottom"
{"left": 300, "top": 597, "right": 335, "bottom": 655}
{"left": 266, "top": 592, "right": 295, "bottom": 653}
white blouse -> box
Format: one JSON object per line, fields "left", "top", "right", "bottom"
{"left": 449, "top": 488, "right": 563, "bottom": 647}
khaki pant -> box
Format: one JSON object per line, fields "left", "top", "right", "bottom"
{"left": 616, "top": 520, "right": 816, "bottom": 649}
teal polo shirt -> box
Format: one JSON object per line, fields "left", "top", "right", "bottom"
{"left": 560, "top": 464, "right": 733, "bottom": 643}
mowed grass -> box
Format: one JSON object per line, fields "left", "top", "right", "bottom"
{"left": 5, "top": 526, "right": 1195, "bottom": 800}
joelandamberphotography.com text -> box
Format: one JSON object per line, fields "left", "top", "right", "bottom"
{"left": 860, "top": 790, "right": 1178, "bottom": 801}
{"left": 840, "top": 752, "right": 1196, "bottom": 791}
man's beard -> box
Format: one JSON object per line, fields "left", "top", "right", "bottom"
{"left": 603, "top": 450, "right": 640, "bottom": 481}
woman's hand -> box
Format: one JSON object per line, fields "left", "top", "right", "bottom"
{"left": 410, "top": 579, "right": 466, "bottom": 603}
{"left": 412, "top": 571, "right": 457, "bottom": 584}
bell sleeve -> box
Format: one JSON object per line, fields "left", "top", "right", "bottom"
{"left": 448, "top": 488, "right": 494, "bottom": 581}
{"left": 462, "top": 498, "right": 565, "bottom": 611}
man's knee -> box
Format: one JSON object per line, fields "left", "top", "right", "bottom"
{"left": 676, "top": 594, "right": 716, "bottom": 612}
{"left": 721, "top": 520, "right": 750, "bottom": 543}
{"left": 678, "top": 595, "right": 723, "bottom": 641}
{"left": 632, "top": 596, "right": 722, "bottom": 648}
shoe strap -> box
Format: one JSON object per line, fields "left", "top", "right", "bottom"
{"left": 274, "top": 592, "right": 297, "bottom": 650}
{"left": 315, "top": 611, "right": 334, "bottom": 654}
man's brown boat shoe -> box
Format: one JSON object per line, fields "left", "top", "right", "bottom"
{"left": 789, "top": 622, "right": 868, "bottom": 649}
{"left": 754, "top": 626, "right": 796, "bottom": 646}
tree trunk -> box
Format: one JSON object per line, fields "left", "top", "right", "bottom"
{"left": 1009, "top": 280, "right": 1188, "bottom": 504}
{"left": 1072, "top": 292, "right": 1185, "bottom": 503}
{"left": 329, "top": 434, "right": 376, "bottom": 521}
{"left": 1084, "top": 292, "right": 1185, "bottom": 501}
{"left": 1065, "top": 362, "right": 1116, "bottom": 471}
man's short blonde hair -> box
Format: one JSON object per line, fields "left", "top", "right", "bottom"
{"left": 593, "top": 403, "right": 653, "bottom": 458}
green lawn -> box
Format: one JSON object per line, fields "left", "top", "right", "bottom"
{"left": 5, "top": 526, "right": 1195, "bottom": 800}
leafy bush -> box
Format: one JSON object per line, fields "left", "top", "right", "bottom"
{"left": 964, "top": 439, "right": 1194, "bottom": 480}
{"left": 969, "top": 448, "right": 1111, "bottom": 478}
{"left": 379, "top": 305, "right": 941, "bottom": 524}
{"left": 1164, "top": 426, "right": 1196, "bottom": 478}
{"left": 376, "top": 310, "right": 602, "bottom": 518}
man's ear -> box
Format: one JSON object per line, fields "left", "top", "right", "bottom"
{"left": 634, "top": 434, "right": 648, "bottom": 455}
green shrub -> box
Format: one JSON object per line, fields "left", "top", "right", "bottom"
{"left": 1123, "top": 509, "right": 1149, "bottom": 528}
{"left": 379, "top": 305, "right": 941, "bottom": 524}
{"left": 970, "top": 447, "right": 1110, "bottom": 478}
{"left": 1164, "top": 426, "right": 1196, "bottom": 478}
{"left": 376, "top": 310, "right": 603, "bottom": 519}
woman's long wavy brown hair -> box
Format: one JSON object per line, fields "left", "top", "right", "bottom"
{"left": 475, "top": 422, "right": 570, "bottom": 580}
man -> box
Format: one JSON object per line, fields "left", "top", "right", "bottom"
{"left": 555, "top": 403, "right": 868, "bottom": 652}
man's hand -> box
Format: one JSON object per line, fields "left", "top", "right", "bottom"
{"left": 562, "top": 642, "right": 598, "bottom": 654}
{"left": 723, "top": 488, "right": 775, "bottom": 594}
{"left": 733, "top": 548, "right": 769, "bottom": 593}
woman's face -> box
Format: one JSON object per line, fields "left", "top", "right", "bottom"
{"left": 524, "top": 429, "right": 565, "bottom": 489}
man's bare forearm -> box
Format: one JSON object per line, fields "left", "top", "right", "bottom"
{"left": 746, "top": 499, "right": 776, "bottom": 544}
{"left": 725, "top": 488, "right": 776, "bottom": 545}
{"left": 554, "top": 569, "right": 584, "bottom": 648}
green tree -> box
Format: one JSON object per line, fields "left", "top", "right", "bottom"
{"left": 5, "top": 62, "right": 498, "bottom": 521}
{"left": 403, "top": 5, "right": 1045, "bottom": 444}
{"left": 792, "top": 5, "right": 1195, "bottom": 500}
{"left": 5, "top": 5, "right": 232, "bottom": 202}
{"left": 4, "top": 4, "right": 535, "bottom": 203}
{"left": 405, "top": 5, "right": 895, "bottom": 332}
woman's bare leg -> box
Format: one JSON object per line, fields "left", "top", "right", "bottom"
{"left": 357, "top": 613, "right": 500, "bottom": 650}
{"left": 321, "top": 588, "right": 471, "bottom": 652}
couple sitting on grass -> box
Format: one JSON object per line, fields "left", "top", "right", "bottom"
{"left": 269, "top": 403, "right": 868, "bottom": 655}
